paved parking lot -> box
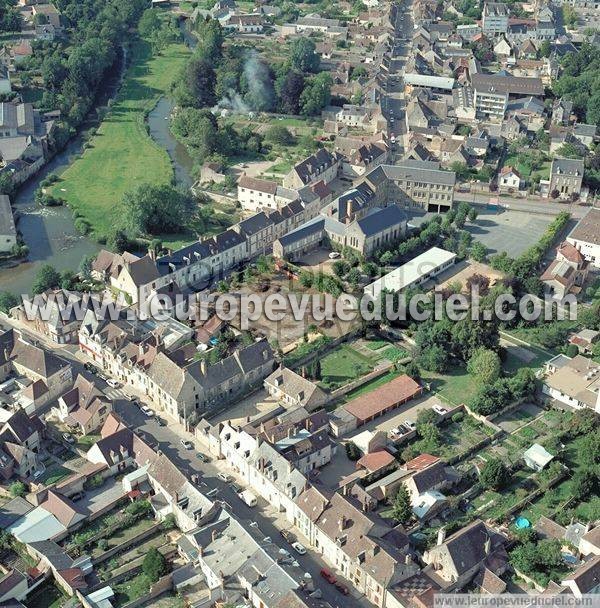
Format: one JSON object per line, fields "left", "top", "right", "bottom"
{"left": 348, "top": 394, "right": 448, "bottom": 436}
{"left": 407, "top": 209, "right": 553, "bottom": 257}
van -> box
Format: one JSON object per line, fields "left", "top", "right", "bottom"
{"left": 239, "top": 490, "right": 258, "bottom": 507}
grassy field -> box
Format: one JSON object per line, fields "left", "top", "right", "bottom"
{"left": 420, "top": 366, "right": 480, "bottom": 406}
{"left": 50, "top": 37, "right": 191, "bottom": 244}
{"left": 319, "top": 345, "right": 376, "bottom": 390}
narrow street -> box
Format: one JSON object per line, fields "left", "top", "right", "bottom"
{"left": 112, "top": 399, "right": 371, "bottom": 608}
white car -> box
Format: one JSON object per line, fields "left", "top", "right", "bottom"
{"left": 432, "top": 405, "right": 448, "bottom": 415}
{"left": 181, "top": 439, "right": 193, "bottom": 450}
{"left": 403, "top": 420, "right": 416, "bottom": 431}
{"left": 62, "top": 433, "right": 75, "bottom": 444}
{"left": 328, "top": 251, "right": 341, "bottom": 259}
{"left": 218, "top": 473, "right": 232, "bottom": 483}
{"left": 106, "top": 378, "right": 120, "bottom": 388}
{"left": 140, "top": 405, "right": 154, "bottom": 417}
{"left": 292, "top": 542, "right": 307, "bottom": 555}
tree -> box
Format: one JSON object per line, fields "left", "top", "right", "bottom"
{"left": 9, "top": 481, "right": 26, "bottom": 497}
{"left": 122, "top": 183, "right": 194, "bottom": 236}
{"left": 172, "top": 55, "right": 217, "bottom": 109}
{"left": 392, "top": 485, "right": 412, "bottom": 524}
{"left": 571, "top": 468, "right": 598, "bottom": 501}
{"left": 579, "top": 432, "right": 600, "bottom": 465}
{"left": 404, "top": 360, "right": 420, "bottom": 380}
{"left": 264, "top": 125, "right": 294, "bottom": 146}
{"left": 470, "top": 242, "right": 487, "bottom": 262}
{"left": 289, "top": 38, "right": 320, "bottom": 73}
{"left": 278, "top": 71, "right": 305, "bottom": 115}
{"left": 539, "top": 40, "right": 551, "bottom": 58}
{"left": 0, "top": 172, "right": 15, "bottom": 197}
{"left": 32, "top": 264, "right": 60, "bottom": 295}
{"left": 418, "top": 345, "right": 448, "bottom": 372}
{"left": 138, "top": 8, "right": 162, "bottom": 37}
{"left": 0, "top": 291, "right": 18, "bottom": 314}
{"left": 79, "top": 254, "right": 96, "bottom": 281}
{"left": 345, "top": 441, "right": 361, "bottom": 461}
{"left": 416, "top": 409, "right": 438, "bottom": 428}
{"left": 299, "top": 73, "right": 332, "bottom": 116}
{"left": 142, "top": 547, "right": 167, "bottom": 582}
{"left": 467, "top": 348, "right": 502, "bottom": 386}
{"left": 480, "top": 458, "right": 511, "bottom": 490}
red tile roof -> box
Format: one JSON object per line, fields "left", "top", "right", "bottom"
{"left": 404, "top": 453, "right": 440, "bottom": 471}
{"left": 357, "top": 450, "right": 395, "bottom": 472}
{"left": 343, "top": 375, "right": 421, "bottom": 423}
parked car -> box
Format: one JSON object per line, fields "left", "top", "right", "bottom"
{"left": 402, "top": 420, "right": 416, "bottom": 431}
{"left": 292, "top": 542, "right": 307, "bottom": 555}
{"left": 328, "top": 252, "right": 341, "bottom": 259}
{"left": 432, "top": 404, "right": 448, "bottom": 415}
{"left": 155, "top": 417, "right": 166, "bottom": 426}
{"left": 140, "top": 405, "right": 154, "bottom": 417}
{"left": 106, "top": 378, "right": 120, "bottom": 388}
{"left": 335, "top": 582, "right": 350, "bottom": 595}
{"left": 320, "top": 569, "right": 337, "bottom": 584}
{"left": 217, "top": 473, "right": 232, "bottom": 483}
{"left": 84, "top": 363, "right": 98, "bottom": 375}
{"left": 197, "top": 453, "right": 210, "bottom": 463}
{"left": 231, "top": 482, "right": 242, "bottom": 493}
{"left": 180, "top": 439, "right": 193, "bottom": 450}
{"left": 62, "top": 433, "right": 75, "bottom": 444}
{"left": 281, "top": 529, "right": 295, "bottom": 543}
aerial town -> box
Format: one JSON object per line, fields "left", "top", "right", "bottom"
{"left": 0, "top": 0, "right": 599, "bottom": 606}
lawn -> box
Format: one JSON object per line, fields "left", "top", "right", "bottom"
{"left": 419, "top": 366, "right": 480, "bottom": 406}
{"left": 114, "top": 573, "right": 152, "bottom": 606}
{"left": 26, "top": 583, "right": 67, "bottom": 608}
{"left": 39, "top": 464, "right": 72, "bottom": 486}
{"left": 77, "top": 433, "right": 100, "bottom": 450}
{"left": 319, "top": 344, "right": 376, "bottom": 390}
{"left": 504, "top": 155, "right": 551, "bottom": 181}
{"left": 49, "top": 36, "right": 191, "bottom": 243}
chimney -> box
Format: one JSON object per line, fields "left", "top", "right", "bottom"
{"left": 484, "top": 535, "right": 491, "bottom": 555}
{"left": 339, "top": 515, "right": 346, "bottom": 532}
{"left": 212, "top": 529, "right": 219, "bottom": 543}
{"left": 148, "top": 247, "right": 156, "bottom": 261}
{"left": 198, "top": 545, "right": 204, "bottom": 557}
{"left": 200, "top": 358, "right": 207, "bottom": 375}
{"left": 405, "top": 554, "right": 413, "bottom": 565}
{"left": 287, "top": 427, "right": 293, "bottom": 438}
{"left": 437, "top": 527, "right": 446, "bottom": 546}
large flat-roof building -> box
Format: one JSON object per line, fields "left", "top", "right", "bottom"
{"left": 566, "top": 207, "right": 600, "bottom": 267}
{"left": 543, "top": 354, "right": 600, "bottom": 412}
{"left": 471, "top": 73, "right": 544, "bottom": 120}
{"left": 482, "top": 2, "right": 510, "bottom": 33}
{"left": 365, "top": 160, "right": 456, "bottom": 213}
{"left": 364, "top": 246, "right": 457, "bottom": 299}
{"left": 549, "top": 158, "right": 585, "bottom": 200}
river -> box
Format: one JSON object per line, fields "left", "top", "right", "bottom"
{"left": 0, "top": 23, "right": 197, "bottom": 296}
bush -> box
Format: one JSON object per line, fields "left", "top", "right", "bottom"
{"left": 74, "top": 218, "right": 91, "bottom": 235}
{"left": 142, "top": 547, "right": 167, "bottom": 582}
{"left": 451, "top": 412, "right": 465, "bottom": 423}
{"left": 9, "top": 481, "right": 26, "bottom": 497}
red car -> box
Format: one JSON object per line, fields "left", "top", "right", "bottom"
{"left": 335, "top": 582, "right": 350, "bottom": 595}
{"left": 320, "top": 568, "right": 337, "bottom": 585}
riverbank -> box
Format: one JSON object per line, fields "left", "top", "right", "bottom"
{"left": 49, "top": 36, "right": 191, "bottom": 247}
